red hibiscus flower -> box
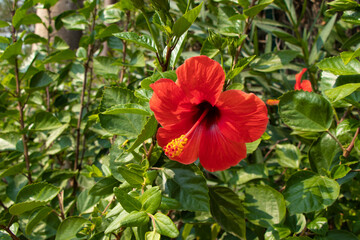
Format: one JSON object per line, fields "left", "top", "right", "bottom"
{"left": 149, "top": 56, "right": 268, "bottom": 172}
{"left": 294, "top": 68, "right": 312, "bottom": 92}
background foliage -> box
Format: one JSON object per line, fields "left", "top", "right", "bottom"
{"left": 0, "top": 0, "right": 360, "bottom": 239}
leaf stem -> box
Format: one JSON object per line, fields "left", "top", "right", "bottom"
{"left": 326, "top": 130, "right": 345, "bottom": 152}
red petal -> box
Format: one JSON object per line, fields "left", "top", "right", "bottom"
{"left": 294, "top": 68, "right": 307, "bottom": 90}
{"left": 157, "top": 124, "right": 202, "bottom": 165}
{"left": 176, "top": 56, "right": 225, "bottom": 106}
{"left": 300, "top": 80, "right": 313, "bottom": 92}
{"left": 199, "top": 124, "right": 247, "bottom": 172}
{"left": 150, "top": 78, "right": 194, "bottom": 128}
{"left": 216, "top": 90, "right": 268, "bottom": 143}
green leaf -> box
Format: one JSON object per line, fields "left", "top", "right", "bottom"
{"left": 33, "top": 112, "right": 63, "bottom": 131}
{"left": 236, "top": 164, "right": 268, "bottom": 185}
{"left": 227, "top": 55, "right": 256, "bottom": 79}
{"left": 9, "top": 201, "right": 48, "bottom": 215}
{"left": 265, "top": 225, "right": 291, "bottom": 240}
{"left": 244, "top": 0, "right": 274, "bottom": 17}
{"left": 326, "top": 230, "right": 359, "bottom": 240}
{"left": 0, "top": 40, "right": 22, "bottom": 61}
{"left": 113, "top": 32, "right": 156, "bottom": 52}
{"left": 309, "top": 132, "right": 341, "bottom": 175}
{"left": 93, "top": 56, "right": 119, "bottom": 80}
{"left": 55, "top": 217, "right": 90, "bottom": 240}
{"left": 29, "top": 71, "right": 57, "bottom": 89}
{"left": 43, "top": 49, "right": 76, "bottom": 63}
{"left": 317, "top": 56, "right": 360, "bottom": 75}
{"left": 331, "top": 165, "right": 351, "bottom": 179}
{"left": 114, "top": 188, "right": 142, "bottom": 213}
{"left": 0, "top": 162, "right": 26, "bottom": 178}
{"left": 88, "top": 176, "right": 119, "bottom": 196}
{"left": 76, "top": 189, "right": 101, "bottom": 214}
{"left": 209, "top": 186, "right": 246, "bottom": 239}
{"left": 154, "top": 212, "right": 179, "bottom": 238}
{"left": 118, "top": 165, "right": 145, "bottom": 186}
{"left": 0, "top": 20, "right": 9, "bottom": 28}
{"left": 283, "top": 171, "right": 340, "bottom": 214}
{"left": 99, "top": 87, "right": 136, "bottom": 112}
{"left": 340, "top": 48, "right": 360, "bottom": 65}
{"left": 285, "top": 213, "right": 306, "bottom": 234}
{"left": 119, "top": 211, "right": 149, "bottom": 227}
{"left": 325, "top": 83, "right": 360, "bottom": 103}
{"left": 61, "top": 13, "right": 87, "bottom": 30}
{"left": 101, "top": 7, "right": 123, "bottom": 24}
{"left": 127, "top": 115, "right": 157, "bottom": 152}
{"left": 25, "top": 206, "right": 53, "bottom": 235}
{"left": 250, "top": 50, "right": 298, "bottom": 72}
{"left": 244, "top": 185, "right": 286, "bottom": 228}
{"left": 159, "top": 196, "right": 181, "bottom": 210}
{"left": 308, "top": 14, "right": 337, "bottom": 65}
{"left": 45, "top": 124, "right": 69, "bottom": 148}
{"left": 200, "top": 39, "right": 220, "bottom": 58}
{"left": 307, "top": 217, "right": 328, "bottom": 235}
{"left": 139, "top": 186, "right": 162, "bottom": 214}
{"left": 16, "top": 182, "right": 60, "bottom": 203}
{"left": 279, "top": 91, "right": 333, "bottom": 132}
{"left": 172, "top": 2, "right": 203, "bottom": 38}
{"left": 164, "top": 162, "right": 210, "bottom": 212}
{"left": 275, "top": 144, "right": 300, "bottom": 168}
{"left": 104, "top": 208, "right": 129, "bottom": 234}
{"left": 342, "top": 10, "right": 360, "bottom": 24}
{"left": 145, "top": 231, "right": 161, "bottom": 240}
{"left": 0, "top": 133, "right": 21, "bottom": 151}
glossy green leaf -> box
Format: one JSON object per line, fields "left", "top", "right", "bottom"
{"left": 118, "top": 165, "right": 145, "bottom": 186}
{"left": 145, "top": 231, "right": 161, "bottom": 240}
{"left": 283, "top": 171, "right": 340, "bottom": 214}
{"left": 29, "top": 71, "right": 57, "bottom": 89}
{"left": 307, "top": 217, "right": 328, "bottom": 235}
{"left": 279, "top": 91, "right": 333, "bottom": 132}
{"left": 309, "top": 132, "right": 341, "bottom": 174}
{"left": 164, "top": 162, "right": 210, "bottom": 212}
{"left": 99, "top": 87, "right": 136, "bottom": 112}
{"left": 275, "top": 143, "right": 300, "bottom": 168}
{"left": 325, "top": 83, "right": 360, "bottom": 103}
{"left": 0, "top": 133, "right": 21, "bottom": 151}
{"left": 209, "top": 186, "right": 246, "bottom": 239}
{"left": 104, "top": 208, "right": 129, "bottom": 234}
{"left": 93, "top": 56, "right": 119, "bottom": 79}
{"left": 200, "top": 39, "right": 220, "bottom": 58}
{"left": 25, "top": 206, "right": 53, "bottom": 235}
{"left": 340, "top": 48, "right": 360, "bottom": 65}
{"left": 126, "top": 115, "right": 158, "bottom": 152}
{"left": 61, "top": 13, "right": 87, "bottom": 30}
{"left": 33, "top": 112, "right": 63, "bottom": 131}
{"left": 244, "top": 185, "right": 286, "bottom": 228}
{"left": 113, "top": 32, "right": 156, "bottom": 52}
{"left": 309, "top": 14, "right": 337, "bottom": 65}
{"left": 16, "top": 182, "right": 60, "bottom": 203}
{"left": 139, "top": 186, "right": 162, "bottom": 214}
{"left": 172, "top": 2, "right": 203, "bottom": 38}
{"left": 9, "top": 201, "right": 48, "bottom": 215}
{"left": 285, "top": 213, "right": 306, "bottom": 234}
{"left": 77, "top": 189, "right": 101, "bottom": 214}
{"left": 227, "top": 55, "right": 256, "bottom": 79}
{"left": 154, "top": 212, "right": 179, "bottom": 238}
{"left": 342, "top": 10, "right": 360, "bottom": 24}
{"left": 159, "top": 196, "right": 181, "bottom": 210}
{"left": 265, "top": 225, "right": 291, "bottom": 240}
{"left": 0, "top": 40, "right": 22, "bottom": 61}
{"left": 237, "top": 164, "right": 268, "bottom": 185}
{"left": 43, "top": 49, "right": 76, "bottom": 63}
{"left": 244, "top": 0, "right": 274, "bottom": 17}
{"left": 114, "top": 188, "right": 142, "bottom": 213}
{"left": 317, "top": 56, "right": 360, "bottom": 75}
{"left": 326, "top": 230, "right": 359, "bottom": 240}
{"left": 119, "top": 211, "right": 149, "bottom": 227}
{"left": 55, "top": 217, "right": 90, "bottom": 240}
{"left": 89, "top": 176, "right": 119, "bottom": 196}
{"left": 0, "top": 20, "right": 9, "bottom": 28}
{"left": 251, "top": 50, "right": 298, "bottom": 72}
{"left": 0, "top": 162, "right": 26, "bottom": 178}
{"left": 331, "top": 165, "right": 351, "bottom": 179}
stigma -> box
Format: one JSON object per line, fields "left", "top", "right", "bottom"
{"left": 164, "top": 135, "right": 188, "bottom": 158}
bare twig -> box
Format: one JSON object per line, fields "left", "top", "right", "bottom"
{"left": 57, "top": 190, "right": 65, "bottom": 220}
{"left": 119, "top": 11, "right": 130, "bottom": 84}
{"left": 343, "top": 127, "right": 360, "bottom": 158}
{"left": 263, "top": 138, "right": 289, "bottom": 161}
{"left": 0, "top": 225, "right": 20, "bottom": 240}
{"left": 11, "top": 1, "right": 32, "bottom": 183}
{"left": 326, "top": 130, "right": 346, "bottom": 152}
{"left": 102, "top": 196, "right": 115, "bottom": 215}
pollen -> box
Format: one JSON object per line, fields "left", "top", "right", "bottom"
{"left": 163, "top": 135, "right": 188, "bottom": 158}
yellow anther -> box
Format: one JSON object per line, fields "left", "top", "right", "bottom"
{"left": 164, "top": 135, "right": 188, "bottom": 158}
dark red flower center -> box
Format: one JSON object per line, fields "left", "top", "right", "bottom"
{"left": 196, "top": 101, "right": 220, "bottom": 129}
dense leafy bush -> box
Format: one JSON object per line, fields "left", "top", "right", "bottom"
{"left": 0, "top": 0, "right": 360, "bottom": 239}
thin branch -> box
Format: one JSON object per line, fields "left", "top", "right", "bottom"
{"left": 11, "top": 1, "right": 32, "bottom": 183}
{"left": 102, "top": 196, "right": 115, "bottom": 215}
{"left": 263, "top": 138, "right": 289, "bottom": 161}
{"left": 45, "top": 7, "right": 52, "bottom": 112}
{"left": 0, "top": 225, "right": 19, "bottom": 240}
{"left": 119, "top": 10, "right": 130, "bottom": 84}
{"left": 343, "top": 127, "right": 360, "bottom": 158}
{"left": 326, "top": 130, "right": 346, "bottom": 152}
{"left": 57, "top": 191, "right": 65, "bottom": 220}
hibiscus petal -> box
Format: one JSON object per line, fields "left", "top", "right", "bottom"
{"left": 199, "top": 124, "right": 247, "bottom": 172}
{"left": 157, "top": 124, "right": 202, "bottom": 165}
{"left": 150, "top": 78, "right": 194, "bottom": 127}
{"left": 176, "top": 55, "right": 225, "bottom": 106}
{"left": 300, "top": 80, "right": 313, "bottom": 92}
{"left": 216, "top": 90, "right": 268, "bottom": 143}
{"left": 294, "top": 68, "right": 307, "bottom": 90}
